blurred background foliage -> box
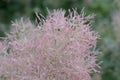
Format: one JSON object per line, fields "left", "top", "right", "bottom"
{"left": 0, "top": 0, "right": 120, "bottom": 80}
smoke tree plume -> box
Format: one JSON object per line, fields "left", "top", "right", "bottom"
{"left": 0, "top": 9, "right": 100, "bottom": 80}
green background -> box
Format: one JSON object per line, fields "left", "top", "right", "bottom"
{"left": 0, "top": 0, "right": 120, "bottom": 80}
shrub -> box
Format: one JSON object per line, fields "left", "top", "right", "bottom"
{"left": 0, "top": 9, "right": 100, "bottom": 80}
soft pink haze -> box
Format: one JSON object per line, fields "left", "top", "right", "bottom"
{"left": 0, "top": 9, "right": 100, "bottom": 80}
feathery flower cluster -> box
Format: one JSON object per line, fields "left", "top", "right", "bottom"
{"left": 0, "top": 9, "right": 100, "bottom": 80}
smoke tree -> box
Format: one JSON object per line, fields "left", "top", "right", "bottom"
{"left": 0, "top": 9, "right": 100, "bottom": 80}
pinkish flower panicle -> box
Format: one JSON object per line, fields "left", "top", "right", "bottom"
{"left": 0, "top": 9, "right": 100, "bottom": 80}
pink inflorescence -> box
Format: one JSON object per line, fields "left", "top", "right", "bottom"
{"left": 0, "top": 9, "right": 100, "bottom": 80}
